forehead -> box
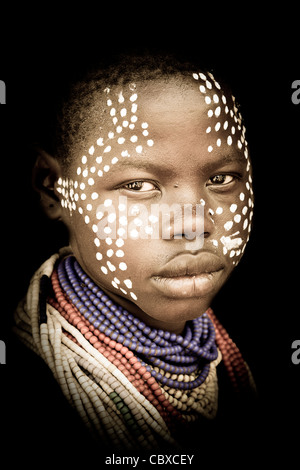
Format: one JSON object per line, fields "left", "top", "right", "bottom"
{"left": 98, "top": 75, "right": 235, "bottom": 127}
{"left": 131, "top": 76, "right": 224, "bottom": 116}
{"left": 68, "top": 72, "right": 247, "bottom": 171}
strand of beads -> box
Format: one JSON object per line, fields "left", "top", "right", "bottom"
{"left": 71, "top": 256, "right": 215, "bottom": 360}
{"left": 49, "top": 270, "right": 222, "bottom": 430}
{"left": 49, "top": 270, "right": 183, "bottom": 430}
{"left": 51, "top": 256, "right": 226, "bottom": 433}
{"left": 153, "top": 347, "right": 221, "bottom": 421}
{"left": 58, "top": 256, "right": 219, "bottom": 391}
{"left": 45, "top": 277, "right": 150, "bottom": 447}
{"left": 46, "top": 303, "right": 163, "bottom": 449}
{"left": 207, "top": 308, "right": 255, "bottom": 393}
{"left": 13, "top": 248, "right": 255, "bottom": 452}
{"left": 14, "top": 249, "right": 178, "bottom": 451}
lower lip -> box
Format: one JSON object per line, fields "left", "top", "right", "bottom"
{"left": 151, "top": 270, "right": 224, "bottom": 298}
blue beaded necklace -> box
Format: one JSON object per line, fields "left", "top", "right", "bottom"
{"left": 57, "top": 256, "right": 219, "bottom": 390}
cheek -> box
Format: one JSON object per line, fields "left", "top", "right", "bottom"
{"left": 90, "top": 203, "right": 141, "bottom": 301}
{"left": 208, "top": 185, "right": 254, "bottom": 265}
{"left": 191, "top": 71, "right": 254, "bottom": 265}
{"left": 57, "top": 179, "right": 141, "bottom": 301}
{"left": 90, "top": 200, "right": 165, "bottom": 300}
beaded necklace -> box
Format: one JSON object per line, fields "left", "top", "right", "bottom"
{"left": 57, "top": 256, "right": 218, "bottom": 387}
{"left": 14, "top": 248, "right": 255, "bottom": 450}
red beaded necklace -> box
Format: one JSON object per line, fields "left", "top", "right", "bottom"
{"left": 49, "top": 268, "right": 182, "bottom": 429}
{"left": 48, "top": 257, "right": 254, "bottom": 434}
{"left": 207, "top": 309, "right": 254, "bottom": 393}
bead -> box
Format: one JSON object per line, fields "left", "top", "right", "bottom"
{"left": 33, "top": 253, "right": 254, "bottom": 450}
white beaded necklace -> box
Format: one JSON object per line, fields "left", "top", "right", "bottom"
{"left": 14, "top": 247, "right": 221, "bottom": 450}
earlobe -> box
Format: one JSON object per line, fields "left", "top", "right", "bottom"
{"left": 32, "top": 148, "right": 63, "bottom": 220}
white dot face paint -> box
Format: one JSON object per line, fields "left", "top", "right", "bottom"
{"left": 57, "top": 81, "right": 159, "bottom": 302}
{"left": 191, "top": 71, "right": 254, "bottom": 266}
{"left": 56, "top": 71, "right": 253, "bottom": 331}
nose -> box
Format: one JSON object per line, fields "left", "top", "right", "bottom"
{"left": 157, "top": 184, "right": 216, "bottom": 249}
{"left": 160, "top": 200, "right": 215, "bottom": 243}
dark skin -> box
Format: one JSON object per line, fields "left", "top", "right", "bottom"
{"left": 37, "top": 76, "right": 253, "bottom": 334}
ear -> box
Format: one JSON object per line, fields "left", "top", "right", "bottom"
{"left": 32, "top": 148, "right": 63, "bottom": 220}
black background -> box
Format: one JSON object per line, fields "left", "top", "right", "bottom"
{"left": 0, "top": 7, "right": 299, "bottom": 467}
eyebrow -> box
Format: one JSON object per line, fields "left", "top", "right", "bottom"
{"left": 106, "top": 158, "right": 174, "bottom": 176}
{"left": 106, "top": 152, "right": 246, "bottom": 176}
{"left": 200, "top": 153, "right": 246, "bottom": 173}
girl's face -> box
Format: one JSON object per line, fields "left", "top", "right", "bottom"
{"left": 56, "top": 73, "right": 253, "bottom": 333}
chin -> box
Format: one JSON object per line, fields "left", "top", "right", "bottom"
{"left": 145, "top": 295, "right": 213, "bottom": 324}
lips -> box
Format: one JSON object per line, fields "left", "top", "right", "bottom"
{"left": 151, "top": 252, "right": 225, "bottom": 298}
{"left": 154, "top": 252, "right": 224, "bottom": 278}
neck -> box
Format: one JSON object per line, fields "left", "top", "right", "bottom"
{"left": 100, "top": 286, "right": 186, "bottom": 335}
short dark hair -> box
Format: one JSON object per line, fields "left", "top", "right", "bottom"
{"left": 33, "top": 51, "right": 233, "bottom": 169}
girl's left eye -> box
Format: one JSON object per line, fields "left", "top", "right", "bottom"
{"left": 122, "top": 181, "right": 158, "bottom": 191}
{"left": 207, "top": 174, "right": 235, "bottom": 185}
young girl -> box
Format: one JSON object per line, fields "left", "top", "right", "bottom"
{"left": 13, "top": 53, "right": 256, "bottom": 453}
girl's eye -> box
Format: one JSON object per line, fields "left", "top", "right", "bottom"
{"left": 123, "top": 181, "right": 158, "bottom": 191}
{"left": 207, "top": 174, "right": 235, "bottom": 186}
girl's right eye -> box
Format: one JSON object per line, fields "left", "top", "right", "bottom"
{"left": 122, "top": 181, "right": 158, "bottom": 192}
